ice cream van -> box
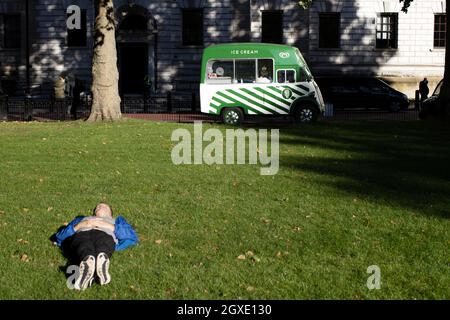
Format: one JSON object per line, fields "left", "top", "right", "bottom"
{"left": 200, "top": 43, "right": 325, "bottom": 125}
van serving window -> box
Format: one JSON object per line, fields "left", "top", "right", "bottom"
{"left": 235, "top": 60, "right": 256, "bottom": 83}
{"left": 257, "top": 59, "right": 273, "bottom": 83}
{"left": 206, "top": 60, "right": 234, "bottom": 84}
{"left": 206, "top": 58, "right": 274, "bottom": 84}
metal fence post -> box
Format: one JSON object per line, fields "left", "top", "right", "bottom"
{"left": 167, "top": 91, "right": 172, "bottom": 113}
{"left": 24, "top": 95, "right": 32, "bottom": 121}
{"left": 191, "top": 92, "right": 196, "bottom": 112}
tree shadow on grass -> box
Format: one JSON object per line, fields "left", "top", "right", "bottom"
{"left": 279, "top": 121, "right": 450, "bottom": 219}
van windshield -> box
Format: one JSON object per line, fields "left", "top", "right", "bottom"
{"left": 296, "top": 51, "right": 312, "bottom": 80}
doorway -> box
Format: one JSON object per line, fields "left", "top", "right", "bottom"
{"left": 118, "top": 43, "right": 148, "bottom": 95}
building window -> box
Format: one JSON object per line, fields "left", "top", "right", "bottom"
{"left": 3, "top": 14, "right": 21, "bottom": 49}
{"left": 67, "top": 9, "right": 87, "bottom": 47}
{"left": 434, "top": 14, "right": 446, "bottom": 48}
{"left": 319, "top": 13, "right": 340, "bottom": 48}
{"left": 261, "top": 11, "right": 283, "bottom": 44}
{"left": 376, "top": 13, "right": 398, "bottom": 49}
{"left": 182, "top": 9, "right": 203, "bottom": 46}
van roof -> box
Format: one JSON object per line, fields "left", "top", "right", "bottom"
{"left": 202, "top": 43, "right": 303, "bottom": 65}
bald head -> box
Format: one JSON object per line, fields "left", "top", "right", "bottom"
{"left": 94, "top": 203, "right": 113, "bottom": 218}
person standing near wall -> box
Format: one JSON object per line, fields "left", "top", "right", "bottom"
{"left": 419, "top": 78, "right": 430, "bottom": 104}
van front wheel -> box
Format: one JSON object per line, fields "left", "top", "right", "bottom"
{"left": 221, "top": 107, "right": 244, "bottom": 125}
{"left": 293, "top": 105, "right": 318, "bottom": 123}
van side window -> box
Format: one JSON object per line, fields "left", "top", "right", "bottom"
{"left": 286, "top": 70, "right": 296, "bottom": 83}
{"left": 257, "top": 59, "right": 273, "bottom": 83}
{"left": 207, "top": 60, "right": 234, "bottom": 84}
{"left": 277, "top": 70, "right": 296, "bottom": 83}
{"left": 235, "top": 60, "right": 256, "bottom": 83}
{"left": 277, "top": 70, "right": 285, "bottom": 83}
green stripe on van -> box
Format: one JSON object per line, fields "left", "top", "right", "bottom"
{"left": 268, "top": 86, "right": 282, "bottom": 94}
{"left": 241, "top": 89, "right": 289, "bottom": 112}
{"left": 226, "top": 89, "right": 275, "bottom": 114}
{"left": 216, "top": 91, "right": 263, "bottom": 115}
{"left": 212, "top": 96, "right": 228, "bottom": 106}
{"left": 240, "top": 88, "right": 289, "bottom": 113}
{"left": 254, "top": 87, "right": 292, "bottom": 107}
{"left": 284, "top": 86, "right": 305, "bottom": 97}
{"left": 297, "top": 84, "right": 310, "bottom": 92}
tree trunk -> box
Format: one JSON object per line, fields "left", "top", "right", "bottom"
{"left": 437, "top": 0, "right": 450, "bottom": 120}
{"left": 87, "top": 0, "right": 121, "bottom": 122}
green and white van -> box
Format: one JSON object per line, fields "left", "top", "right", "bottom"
{"left": 200, "top": 43, "right": 325, "bottom": 125}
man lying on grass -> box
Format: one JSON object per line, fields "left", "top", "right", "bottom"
{"left": 54, "top": 203, "right": 138, "bottom": 290}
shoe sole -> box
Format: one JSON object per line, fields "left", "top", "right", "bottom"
{"left": 74, "top": 257, "right": 95, "bottom": 290}
{"left": 96, "top": 253, "right": 111, "bottom": 285}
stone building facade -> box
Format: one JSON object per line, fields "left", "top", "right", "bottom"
{"left": 0, "top": 0, "right": 446, "bottom": 98}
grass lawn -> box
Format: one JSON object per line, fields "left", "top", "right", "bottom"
{"left": 0, "top": 119, "right": 449, "bottom": 299}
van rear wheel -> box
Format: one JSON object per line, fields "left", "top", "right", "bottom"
{"left": 293, "top": 105, "right": 318, "bottom": 123}
{"left": 221, "top": 107, "right": 244, "bottom": 125}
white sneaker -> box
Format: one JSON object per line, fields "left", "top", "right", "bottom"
{"left": 74, "top": 255, "right": 96, "bottom": 291}
{"left": 96, "top": 252, "right": 111, "bottom": 285}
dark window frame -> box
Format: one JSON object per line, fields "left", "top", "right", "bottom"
{"left": 376, "top": 13, "right": 398, "bottom": 49}
{"left": 434, "top": 14, "right": 446, "bottom": 48}
{"left": 2, "top": 14, "right": 22, "bottom": 49}
{"left": 67, "top": 9, "right": 87, "bottom": 48}
{"left": 182, "top": 8, "right": 204, "bottom": 47}
{"left": 318, "top": 13, "right": 341, "bottom": 49}
{"left": 277, "top": 69, "right": 297, "bottom": 83}
{"left": 261, "top": 10, "right": 284, "bottom": 44}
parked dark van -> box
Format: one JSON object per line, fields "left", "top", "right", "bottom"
{"left": 315, "top": 77, "right": 409, "bottom": 112}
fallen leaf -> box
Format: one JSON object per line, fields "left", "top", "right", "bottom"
{"left": 17, "top": 239, "right": 29, "bottom": 245}
{"left": 154, "top": 239, "right": 162, "bottom": 245}
{"left": 237, "top": 254, "right": 246, "bottom": 260}
{"left": 276, "top": 251, "right": 282, "bottom": 257}
{"left": 47, "top": 207, "right": 53, "bottom": 212}
{"left": 293, "top": 226, "right": 302, "bottom": 232}
{"left": 22, "top": 208, "right": 29, "bottom": 213}
{"left": 246, "top": 286, "right": 255, "bottom": 292}
{"left": 246, "top": 251, "right": 254, "bottom": 257}
{"left": 20, "top": 254, "right": 29, "bottom": 262}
